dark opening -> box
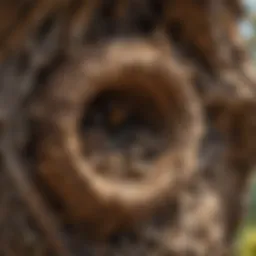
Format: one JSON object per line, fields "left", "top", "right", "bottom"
{"left": 80, "top": 88, "right": 169, "bottom": 179}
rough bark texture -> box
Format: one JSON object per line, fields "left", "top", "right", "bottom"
{"left": 0, "top": 1, "right": 255, "bottom": 256}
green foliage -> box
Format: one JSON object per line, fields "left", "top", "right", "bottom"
{"left": 247, "top": 181, "right": 256, "bottom": 224}
{"left": 237, "top": 178, "right": 256, "bottom": 255}
{"left": 237, "top": 226, "right": 256, "bottom": 256}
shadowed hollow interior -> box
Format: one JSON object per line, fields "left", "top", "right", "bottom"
{"left": 80, "top": 86, "right": 171, "bottom": 180}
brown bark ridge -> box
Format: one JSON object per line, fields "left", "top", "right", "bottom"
{"left": 0, "top": 0, "right": 255, "bottom": 255}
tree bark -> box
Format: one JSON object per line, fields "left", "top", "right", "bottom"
{"left": 0, "top": 1, "right": 255, "bottom": 255}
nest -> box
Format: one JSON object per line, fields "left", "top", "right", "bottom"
{"left": 0, "top": 0, "right": 255, "bottom": 256}
{"left": 29, "top": 39, "right": 203, "bottom": 237}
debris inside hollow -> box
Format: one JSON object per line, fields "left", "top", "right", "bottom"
{"left": 81, "top": 88, "right": 169, "bottom": 180}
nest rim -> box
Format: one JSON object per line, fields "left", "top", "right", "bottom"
{"left": 31, "top": 39, "right": 203, "bottom": 237}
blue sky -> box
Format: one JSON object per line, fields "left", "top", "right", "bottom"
{"left": 240, "top": 0, "right": 255, "bottom": 39}
{"left": 245, "top": 0, "right": 256, "bottom": 10}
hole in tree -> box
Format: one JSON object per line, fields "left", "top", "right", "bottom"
{"left": 80, "top": 87, "right": 169, "bottom": 180}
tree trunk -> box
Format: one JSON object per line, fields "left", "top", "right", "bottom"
{"left": 0, "top": 1, "right": 255, "bottom": 255}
